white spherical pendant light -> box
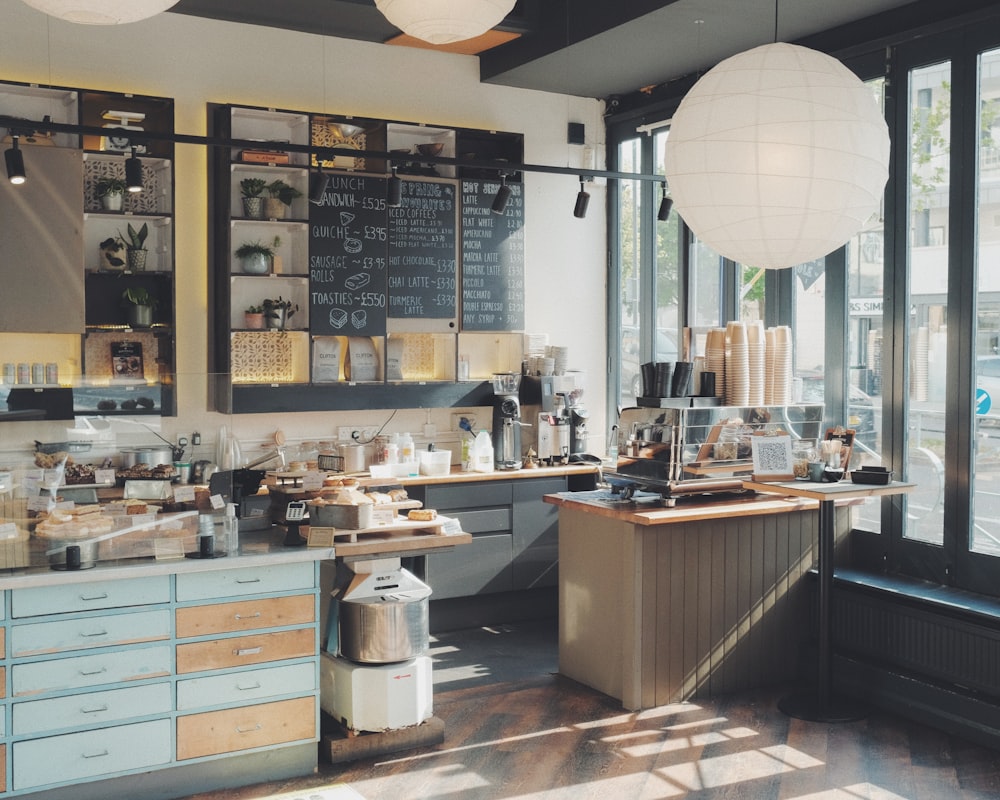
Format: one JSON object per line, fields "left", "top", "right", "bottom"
{"left": 664, "top": 43, "right": 889, "bottom": 269}
{"left": 375, "top": 0, "right": 515, "bottom": 45}
{"left": 19, "top": 0, "right": 177, "bottom": 24}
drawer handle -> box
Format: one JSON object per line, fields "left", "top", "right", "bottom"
{"left": 234, "top": 612, "right": 262, "bottom": 621}
{"left": 81, "top": 704, "right": 109, "bottom": 714}
{"left": 235, "top": 647, "right": 263, "bottom": 656}
{"left": 235, "top": 723, "right": 262, "bottom": 734}
{"left": 235, "top": 578, "right": 262, "bottom": 584}
{"left": 79, "top": 593, "right": 109, "bottom": 602}
{"left": 78, "top": 666, "right": 108, "bottom": 676}
{"left": 82, "top": 750, "right": 109, "bottom": 759}
{"left": 80, "top": 629, "right": 109, "bottom": 638}
{"left": 237, "top": 681, "right": 262, "bottom": 691}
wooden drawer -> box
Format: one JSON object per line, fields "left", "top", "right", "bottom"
{"left": 176, "top": 594, "right": 314, "bottom": 638}
{"left": 11, "top": 609, "right": 170, "bottom": 657}
{"left": 12, "top": 576, "right": 170, "bottom": 618}
{"left": 177, "top": 662, "right": 315, "bottom": 710}
{"left": 175, "top": 562, "right": 315, "bottom": 602}
{"left": 13, "top": 682, "right": 171, "bottom": 736}
{"left": 13, "top": 718, "right": 171, "bottom": 790}
{"left": 12, "top": 644, "right": 172, "bottom": 697}
{"left": 176, "top": 628, "right": 315, "bottom": 674}
{"left": 177, "top": 695, "right": 315, "bottom": 759}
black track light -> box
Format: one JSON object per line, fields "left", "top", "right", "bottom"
{"left": 5, "top": 135, "right": 25, "bottom": 185}
{"left": 491, "top": 173, "right": 511, "bottom": 215}
{"left": 387, "top": 165, "right": 402, "bottom": 208}
{"left": 657, "top": 182, "right": 673, "bottom": 221}
{"left": 573, "top": 177, "right": 590, "bottom": 219}
{"left": 309, "top": 167, "right": 330, "bottom": 204}
{"left": 125, "top": 146, "right": 143, "bottom": 193}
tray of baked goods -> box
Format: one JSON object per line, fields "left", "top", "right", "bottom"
{"left": 307, "top": 508, "right": 451, "bottom": 545}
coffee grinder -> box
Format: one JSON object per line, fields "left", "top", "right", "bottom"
{"left": 491, "top": 373, "right": 523, "bottom": 470}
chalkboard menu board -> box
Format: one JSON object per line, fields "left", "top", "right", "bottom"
{"left": 387, "top": 178, "right": 458, "bottom": 322}
{"left": 309, "top": 174, "right": 388, "bottom": 337}
{"left": 460, "top": 178, "right": 525, "bottom": 331}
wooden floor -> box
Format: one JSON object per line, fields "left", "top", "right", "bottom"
{"left": 186, "top": 622, "right": 1000, "bottom": 800}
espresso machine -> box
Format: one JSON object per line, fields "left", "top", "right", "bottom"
{"left": 491, "top": 373, "right": 524, "bottom": 470}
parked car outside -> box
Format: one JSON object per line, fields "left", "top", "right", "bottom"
{"left": 799, "top": 372, "right": 877, "bottom": 447}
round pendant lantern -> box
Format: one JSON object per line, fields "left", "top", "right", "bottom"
{"left": 19, "top": 0, "right": 177, "bottom": 24}
{"left": 664, "top": 43, "right": 890, "bottom": 269}
{"left": 375, "top": 0, "right": 515, "bottom": 45}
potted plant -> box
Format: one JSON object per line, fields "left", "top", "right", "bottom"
{"left": 239, "top": 177, "right": 267, "bottom": 219}
{"left": 95, "top": 176, "right": 127, "bottom": 212}
{"left": 118, "top": 222, "right": 149, "bottom": 272}
{"left": 244, "top": 304, "right": 265, "bottom": 329}
{"left": 262, "top": 296, "right": 298, "bottom": 330}
{"left": 121, "top": 286, "right": 158, "bottom": 329}
{"left": 234, "top": 240, "right": 274, "bottom": 275}
{"left": 264, "top": 179, "right": 303, "bottom": 219}
{"left": 98, "top": 236, "right": 127, "bottom": 271}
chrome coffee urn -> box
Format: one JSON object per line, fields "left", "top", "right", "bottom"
{"left": 491, "top": 372, "right": 523, "bottom": 470}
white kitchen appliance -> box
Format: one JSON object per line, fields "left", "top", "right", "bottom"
{"left": 320, "top": 651, "right": 433, "bottom": 731}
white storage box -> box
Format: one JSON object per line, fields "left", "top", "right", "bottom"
{"left": 321, "top": 652, "right": 432, "bottom": 732}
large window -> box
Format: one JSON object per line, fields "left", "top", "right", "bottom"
{"left": 608, "top": 23, "right": 1000, "bottom": 598}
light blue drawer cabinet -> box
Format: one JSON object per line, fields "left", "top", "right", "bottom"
{"left": 13, "top": 682, "right": 172, "bottom": 736}
{"left": 12, "top": 718, "right": 171, "bottom": 790}
{"left": 12, "top": 644, "right": 173, "bottom": 696}
{"left": 11, "top": 576, "right": 170, "bottom": 617}
{"left": 176, "top": 562, "right": 315, "bottom": 601}
{"left": 10, "top": 608, "right": 170, "bottom": 657}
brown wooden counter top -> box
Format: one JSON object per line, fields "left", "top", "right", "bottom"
{"left": 359, "top": 463, "right": 599, "bottom": 487}
{"left": 544, "top": 488, "right": 849, "bottom": 526}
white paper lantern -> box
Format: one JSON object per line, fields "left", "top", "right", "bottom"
{"left": 19, "top": 0, "right": 177, "bottom": 24}
{"left": 375, "top": 0, "right": 515, "bottom": 45}
{"left": 664, "top": 43, "right": 889, "bottom": 269}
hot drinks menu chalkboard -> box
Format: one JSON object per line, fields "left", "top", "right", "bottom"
{"left": 388, "top": 178, "right": 458, "bottom": 322}
{"left": 309, "top": 174, "right": 388, "bottom": 337}
{"left": 460, "top": 178, "right": 525, "bottom": 331}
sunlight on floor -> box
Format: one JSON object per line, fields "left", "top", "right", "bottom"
{"left": 786, "top": 783, "right": 912, "bottom": 800}
{"left": 250, "top": 786, "right": 367, "bottom": 800}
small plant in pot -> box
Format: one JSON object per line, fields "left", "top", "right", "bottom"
{"left": 264, "top": 179, "right": 303, "bottom": 219}
{"left": 95, "top": 176, "right": 127, "bottom": 212}
{"left": 98, "top": 236, "right": 127, "bottom": 271}
{"left": 118, "top": 222, "right": 149, "bottom": 272}
{"left": 239, "top": 177, "right": 267, "bottom": 219}
{"left": 121, "top": 286, "right": 158, "bottom": 329}
{"left": 234, "top": 240, "right": 274, "bottom": 275}
{"left": 262, "top": 296, "right": 298, "bottom": 330}
{"left": 244, "top": 304, "right": 265, "bottom": 329}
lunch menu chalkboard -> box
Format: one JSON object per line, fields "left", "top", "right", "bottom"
{"left": 460, "top": 178, "right": 525, "bottom": 331}
{"left": 308, "top": 173, "right": 524, "bottom": 336}
{"left": 388, "top": 179, "right": 458, "bottom": 321}
{"left": 309, "top": 174, "right": 388, "bottom": 337}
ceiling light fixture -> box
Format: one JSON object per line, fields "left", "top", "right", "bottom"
{"left": 664, "top": 42, "right": 889, "bottom": 269}
{"left": 19, "top": 0, "right": 178, "bottom": 24}
{"left": 5, "top": 136, "right": 26, "bottom": 185}
{"left": 125, "top": 146, "right": 143, "bottom": 193}
{"left": 491, "top": 173, "right": 511, "bottom": 215}
{"left": 657, "top": 182, "right": 672, "bottom": 221}
{"left": 374, "top": 0, "right": 515, "bottom": 45}
{"left": 573, "top": 177, "right": 590, "bottom": 219}
{"left": 387, "top": 164, "right": 402, "bottom": 208}
{"left": 309, "top": 167, "right": 330, "bottom": 204}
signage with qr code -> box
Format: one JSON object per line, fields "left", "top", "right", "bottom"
{"left": 750, "top": 434, "right": 795, "bottom": 481}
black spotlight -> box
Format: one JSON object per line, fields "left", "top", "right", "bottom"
{"left": 309, "top": 168, "right": 330, "bottom": 204}
{"left": 125, "top": 146, "right": 143, "bottom": 193}
{"left": 5, "top": 135, "right": 25, "bottom": 185}
{"left": 573, "top": 177, "right": 590, "bottom": 219}
{"left": 387, "top": 165, "right": 402, "bottom": 208}
{"left": 657, "top": 182, "right": 673, "bottom": 221}
{"left": 491, "top": 173, "right": 511, "bottom": 215}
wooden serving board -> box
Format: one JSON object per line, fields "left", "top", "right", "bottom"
{"left": 306, "top": 514, "right": 469, "bottom": 558}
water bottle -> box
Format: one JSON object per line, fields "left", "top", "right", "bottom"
{"left": 223, "top": 502, "right": 239, "bottom": 555}
{"left": 473, "top": 430, "right": 494, "bottom": 473}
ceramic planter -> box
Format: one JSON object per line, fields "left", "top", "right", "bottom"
{"left": 244, "top": 312, "right": 265, "bottom": 329}
{"left": 263, "top": 197, "right": 287, "bottom": 219}
{"left": 101, "top": 192, "right": 124, "bottom": 212}
{"left": 127, "top": 249, "right": 147, "bottom": 272}
{"left": 127, "top": 304, "right": 153, "bottom": 328}
{"left": 242, "top": 196, "right": 263, "bottom": 218}
{"left": 240, "top": 252, "right": 270, "bottom": 275}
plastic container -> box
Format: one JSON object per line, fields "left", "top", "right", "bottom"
{"left": 223, "top": 502, "right": 238, "bottom": 554}
{"left": 473, "top": 430, "right": 494, "bottom": 473}
{"left": 419, "top": 449, "right": 451, "bottom": 476}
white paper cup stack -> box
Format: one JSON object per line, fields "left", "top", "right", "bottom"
{"left": 770, "top": 325, "right": 793, "bottom": 404}
{"left": 746, "top": 320, "right": 765, "bottom": 405}
{"left": 725, "top": 321, "right": 750, "bottom": 406}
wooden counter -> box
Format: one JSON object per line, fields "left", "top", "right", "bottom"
{"left": 548, "top": 490, "right": 857, "bottom": 711}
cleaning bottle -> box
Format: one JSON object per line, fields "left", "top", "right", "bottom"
{"left": 473, "top": 429, "right": 494, "bottom": 473}
{"left": 223, "top": 502, "right": 239, "bottom": 555}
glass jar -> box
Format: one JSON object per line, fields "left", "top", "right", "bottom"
{"left": 792, "top": 439, "right": 817, "bottom": 480}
